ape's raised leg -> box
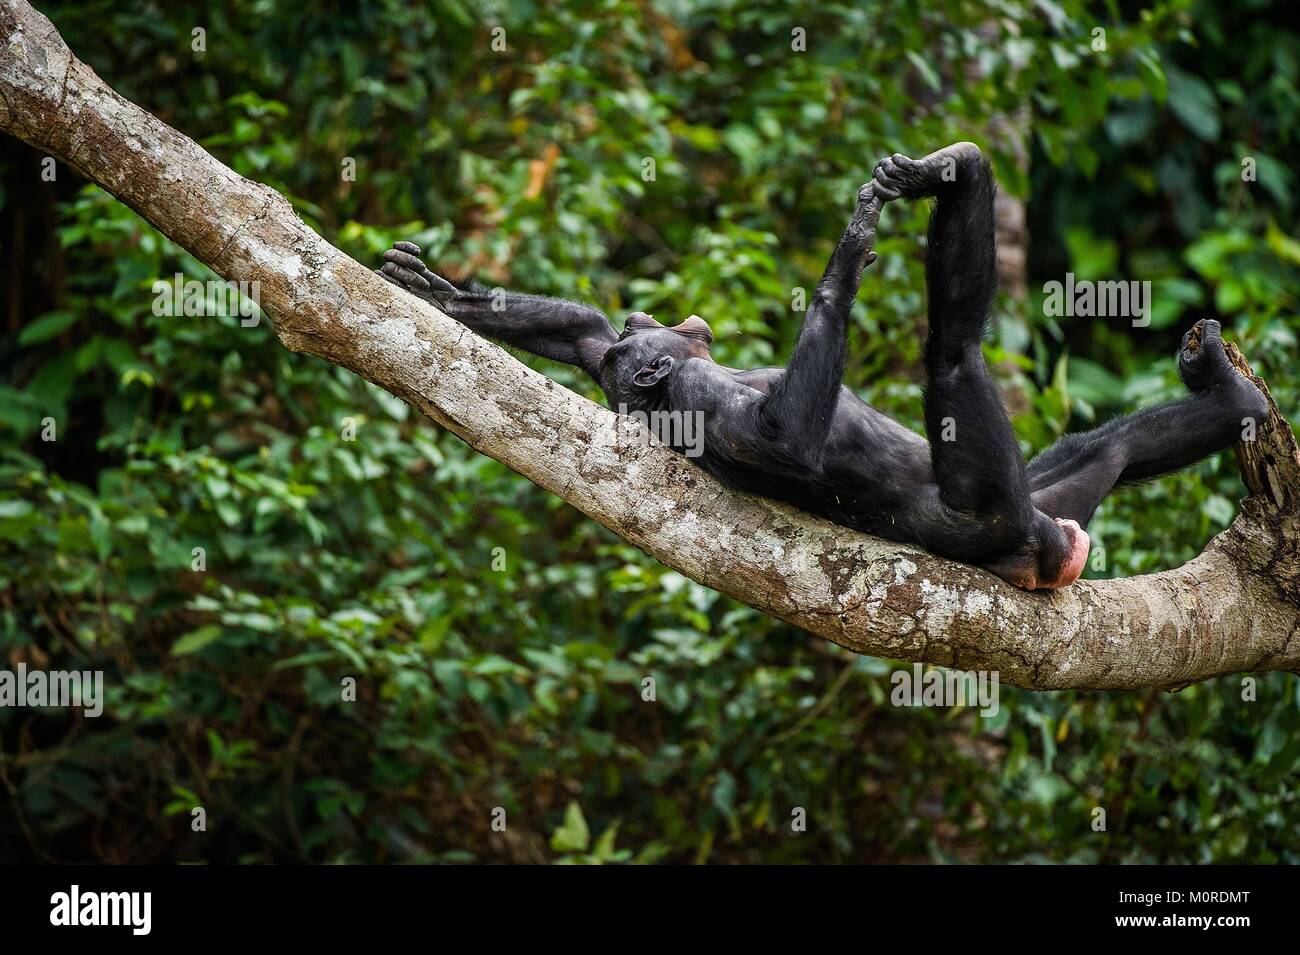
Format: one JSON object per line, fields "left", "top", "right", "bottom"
{"left": 1027, "top": 319, "right": 1268, "bottom": 525}
{"left": 875, "top": 144, "right": 1086, "bottom": 589}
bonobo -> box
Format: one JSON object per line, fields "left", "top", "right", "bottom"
{"left": 377, "top": 142, "right": 1269, "bottom": 590}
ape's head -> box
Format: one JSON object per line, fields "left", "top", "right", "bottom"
{"left": 600, "top": 312, "right": 713, "bottom": 403}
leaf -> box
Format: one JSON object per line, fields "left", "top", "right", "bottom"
{"left": 172, "top": 625, "right": 223, "bottom": 656}
{"left": 550, "top": 801, "right": 590, "bottom": 853}
{"left": 89, "top": 511, "right": 112, "bottom": 560}
{"left": 1266, "top": 222, "right": 1300, "bottom": 266}
{"left": 1066, "top": 357, "right": 1125, "bottom": 407}
{"left": 1135, "top": 49, "right": 1168, "bottom": 103}
{"left": 0, "top": 385, "right": 43, "bottom": 432}
{"left": 1166, "top": 65, "right": 1220, "bottom": 141}
{"left": 722, "top": 124, "right": 762, "bottom": 174}
{"left": 1202, "top": 494, "right": 1235, "bottom": 527}
{"left": 0, "top": 499, "right": 34, "bottom": 518}
{"left": 710, "top": 770, "right": 737, "bottom": 821}
{"left": 18, "top": 311, "right": 77, "bottom": 346}
{"left": 592, "top": 822, "right": 620, "bottom": 860}
{"left": 905, "top": 50, "right": 942, "bottom": 93}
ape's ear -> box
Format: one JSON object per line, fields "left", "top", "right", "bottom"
{"left": 632, "top": 355, "right": 674, "bottom": 388}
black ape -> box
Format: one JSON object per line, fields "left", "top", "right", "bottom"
{"left": 378, "top": 142, "right": 1268, "bottom": 590}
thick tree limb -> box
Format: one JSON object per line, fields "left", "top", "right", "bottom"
{"left": 4, "top": 0, "right": 1298, "bottom": 690}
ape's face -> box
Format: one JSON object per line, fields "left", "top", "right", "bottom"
{"left": 600, "top": 313, "right": 713, "bottom": 399}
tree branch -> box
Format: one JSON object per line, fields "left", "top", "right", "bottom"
{"left": 4, "top": 0, "right": 1298, "bottom": 690}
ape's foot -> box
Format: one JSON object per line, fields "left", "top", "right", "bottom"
{"left": 848, "top": 181, "right": 883, "bottom": 266}
{"left": 1178, "top": 319, "right": 1238, "bottom": 392}
{"left": 1178, "top": 319, "right": 1270, "bottom": 422}
{"left": 872, "top": 141, "right": 982, "bottom": 202}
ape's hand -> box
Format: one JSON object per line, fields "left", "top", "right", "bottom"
{"left": 872, "top": 141, "right": 983, "bottom": 202}
{"left": 377, "top": 241, "right": 460, "bottom": 306}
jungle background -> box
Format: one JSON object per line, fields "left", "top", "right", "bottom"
{"left": 1, "top": 0, "right": 1298, "bottom": 864}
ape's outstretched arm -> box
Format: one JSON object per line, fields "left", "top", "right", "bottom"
{"left": 757, "top": 183, "right": 884, "bottom": 462}
{"left": 379, "top": 243, "right": 618, "bottom": 379}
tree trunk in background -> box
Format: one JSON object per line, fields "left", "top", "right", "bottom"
{"left": 991, "top": 106, "right": 1031, "bottom": 304}
{"left": 3, "top": 0, "right": 1299, "bottom": 690}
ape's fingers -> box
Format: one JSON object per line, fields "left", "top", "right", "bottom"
{"left": 380, "top": 260, "right": 431, "bottom": 291}
{"left": 872, "top": 165, "right": 902, "bottom": 202}
{"left": 423, "top": 270, "right": 459, "bottom": 296}
{"left": 383, "top": 247, "right": 428, "bottom": 273}
{"left": 383, "top": 244, "right": 462, "bottom": 298}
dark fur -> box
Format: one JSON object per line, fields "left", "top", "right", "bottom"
{"left": 378, "top": 144, "right": 1268, "bottom": 589}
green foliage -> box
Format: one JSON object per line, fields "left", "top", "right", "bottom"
{"left": 1, "top": 0, "right": 1297, "bottom": 863}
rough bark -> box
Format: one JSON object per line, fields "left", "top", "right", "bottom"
{"left": 3, "top": 0, "right": 1298, "bottom": 690}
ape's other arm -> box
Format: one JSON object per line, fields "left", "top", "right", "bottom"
{"left": 758, "top": 183, "right": 884, "bottom": 461}
{"left": 379, "top": 242, "right": 618, "bottom": 379}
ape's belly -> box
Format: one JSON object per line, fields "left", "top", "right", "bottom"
{"left": 697, "top": 426, "right": 935, "bottom": 545}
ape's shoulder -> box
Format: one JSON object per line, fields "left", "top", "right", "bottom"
{"left": 669, "top": 359, "right": 769, "bottom": 411}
